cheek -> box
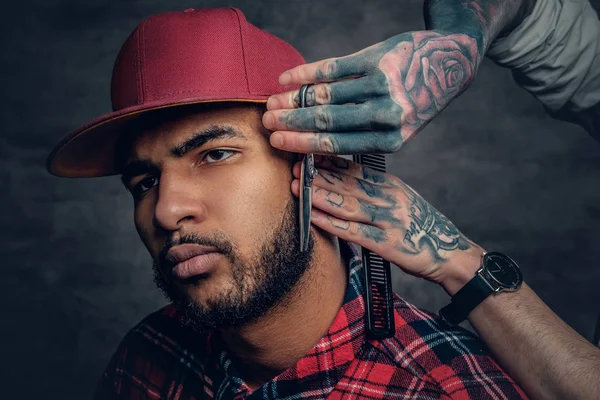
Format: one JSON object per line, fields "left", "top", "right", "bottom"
{"left": 133, "top": 199, "right": 161, "bottom": 256}
{"left": 212, "top": 160, "right": 292, "bottom": 252}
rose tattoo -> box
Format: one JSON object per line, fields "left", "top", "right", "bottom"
{"left": 379, "top": 32, "right": 478, "bottom": 141}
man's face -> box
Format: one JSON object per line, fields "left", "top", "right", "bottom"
{"left": 122, "top": 103, "right": 314, "bottom": 330}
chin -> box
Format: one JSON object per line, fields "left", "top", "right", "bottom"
{"left": 175, "top": 275, "right": 229, "bottom": 307}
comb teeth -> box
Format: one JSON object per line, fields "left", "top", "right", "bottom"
{"left": 354, "top": 154, "right": 386, "bottom": 172}
{"left": 352, "top": 154, "right": 395, "bottom": 339}
{"left": 363, "top": 249, "right": 395, "bottom": 338}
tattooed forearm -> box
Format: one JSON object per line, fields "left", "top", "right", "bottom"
{"left": 426, "top": 0, "right": 535, "bottom": 51}
{"left": 399, "top": 182, "right": 471, "bottom": 261}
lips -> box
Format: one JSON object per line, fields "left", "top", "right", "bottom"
{"left": 165, "top": 244, "right": 222, "bottom": 280}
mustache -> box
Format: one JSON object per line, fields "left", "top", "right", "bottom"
{"left": 157, "top": 231, "right": 234, "bottom": 267}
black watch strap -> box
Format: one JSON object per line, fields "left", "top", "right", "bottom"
{"left": 439, "top": 272, "right": 494, "bottom": 325}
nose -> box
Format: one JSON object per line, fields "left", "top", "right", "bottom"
{"left": 153, "top": 173, "right": 207, "bottom": 232}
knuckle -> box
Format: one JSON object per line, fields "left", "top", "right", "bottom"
{"left": 374, "top": 80, "right": 389, "bottom": 96}
{"left": 349, "top": 161, "right": 362, "bottom": 176}
{"left": 371, "top": 103, "right": 401, "bottom": 130}
{"left": 290, "top": 91, "right": 299, "bottom": 108}
{"left": 388, "top": 135, "right": 403, "bottom": 153}
{"left": 319, "top": 59, "right": 337, "bottom": 80}
{"left": 370, "top": 74, "right": 390, "bottom": 95}
{"left": 372, "top": 131, "right": 402, "bottom": 153}
{"left": 349, "top": 221, "right": 361, "bottom": 237}
{"left": 385, "top": 230, "right": 402, "bottom": 248}
{"left": 316, "top": 134, "right": 340, "bottom": 154}
{"left": 297, "top": 66, "right": 309, "bottom": 81}
{"left": 314, "top": 108, "right": 333, "bottom": 131}
{"left": 344, "top": 197, "right": 360, "bottom": 215}
{"left": 380, "top": 186, "right": 396, "bottom": 203}
{"left": 342, "top": 178, "right": 354, "bottom": 194}
{"left": 361, "top": 167, "right": 381, "bottom": 185}
{"left": 385, "top": 175, "right": 402, "bottom": 189}
{"left": 360, "top": 200, "right": 376, "bottom": 220}
{"left": 316, "top": 84, "right": 332, "bottom": 105}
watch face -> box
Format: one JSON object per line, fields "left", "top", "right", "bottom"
{"left": 483, "top": 252, "right": 523, "bottom": 290}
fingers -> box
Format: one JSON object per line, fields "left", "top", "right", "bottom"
{"left": 292, "top": 161, "right": 396, "bottom": 205}
{"left": 293, "top": 156, "right": 401, "bottom": 188}
{"left": 264, "top": 89, "right": 402, "bottom": 135}
{"left": 270, "top": 130, "right": 402, "bottom": 155}
{"left": 292, "top": 178, "right": 394, "bottom": 227}
{"left": 265, "top": 102, "right": 400, "bottom": 134}
{"left": 278, "top": 54, "right": 367, "bottom": 86}
{"left": 266, "top": 75, "right": 387, "bottom": 110}
{"left": 309, "top": 207, "right": 388, "bottom": 253}
{"left": 313, "top": 156, "right": 403, "bottom": 188}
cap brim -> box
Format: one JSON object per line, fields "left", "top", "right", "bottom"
{"left": 47, "top": 96, "right": 268, "bottom": 178}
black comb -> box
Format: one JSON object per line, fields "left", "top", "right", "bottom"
{"left": 352, "top": 154, "right": 395, "bottom": 339}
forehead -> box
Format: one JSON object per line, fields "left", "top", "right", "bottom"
{"left": 130, "top": 102, "right": 267, "bottom": 156}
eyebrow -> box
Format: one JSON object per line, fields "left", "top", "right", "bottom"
{"left": 120, "top": 125, "right": 247, "bottom": 189}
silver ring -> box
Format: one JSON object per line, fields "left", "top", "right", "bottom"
{"left": 298, "top": 84, "right": 313, "bottom": 108}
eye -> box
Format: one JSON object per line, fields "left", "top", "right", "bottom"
{"left": 204, "top": 149, "right": 234, "bottom": 163}
{"left": 133, "top": 176, "right": 158, "bottom": 197}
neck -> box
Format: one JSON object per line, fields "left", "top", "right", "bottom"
{"left": 220, "top": 233, "right": 348, "bottom": 390}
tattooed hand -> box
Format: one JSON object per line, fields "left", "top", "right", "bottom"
{"left": 262, "top": 30, "right": 480, "bottom": 155}
{"left": 291, "top": 155, "right": 481, "bottom": 284}
{"left": 263, "top": 0, "right": 532, "bottom": 155}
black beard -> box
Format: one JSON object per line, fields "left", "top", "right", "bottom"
{"left": 152, "top": 196, "right": 315, "bottom": 332}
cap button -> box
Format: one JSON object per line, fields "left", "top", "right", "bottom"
{"left": 183, "top": 8, "right": 195, "bottom": 13}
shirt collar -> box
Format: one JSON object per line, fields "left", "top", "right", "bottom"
{"left": 210, "top": 240, "right": 369, "bottom": 394}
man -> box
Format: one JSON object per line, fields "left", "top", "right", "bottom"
{"left": 47, "top": 8, "right": 527, "bottom": 399}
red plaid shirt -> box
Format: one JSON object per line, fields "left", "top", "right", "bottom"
{"left": 95, "top": 242, "right": 527, "bottom": 399}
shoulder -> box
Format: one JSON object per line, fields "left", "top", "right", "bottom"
{"left": 370, "top": 295, "right": 528, "bottom": 399}
{"left": 94, "top": 305, "right": 212, "bottom": 399}
{"left": 112, "top": 304, "right": 201, "bottom": 356}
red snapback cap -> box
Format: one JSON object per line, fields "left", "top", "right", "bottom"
{"left": 47, "top": 7, "right": 305, "bottom": 178}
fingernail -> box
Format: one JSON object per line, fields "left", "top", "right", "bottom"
{"left": 271, "top": 133, "right": 284, "bottom": 148}
{"left": 266, "top": 97, "right": 279, "bottom": 110}
{"left": 263, "top": 112, "right": 275, "bottom": 129}
{"left": 279, "top": 72, "right": 292, "bottom": 85}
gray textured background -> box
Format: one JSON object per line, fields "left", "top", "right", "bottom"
{"left": 3, "top": 0, "right": 600, "bottom": 398}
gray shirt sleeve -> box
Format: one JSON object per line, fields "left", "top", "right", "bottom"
{"left": 486, "top": 0, "right": 600, "bottom": 115}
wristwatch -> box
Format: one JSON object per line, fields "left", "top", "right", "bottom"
{"left": 439, "top": 252, "right": 523, "bottom": 325}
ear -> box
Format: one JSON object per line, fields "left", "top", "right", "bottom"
{"left": 290, "top": 152, "right": 302, "bottom": 165}
{"left": 253, "top": 103, "right": 300, "bottom": 167}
